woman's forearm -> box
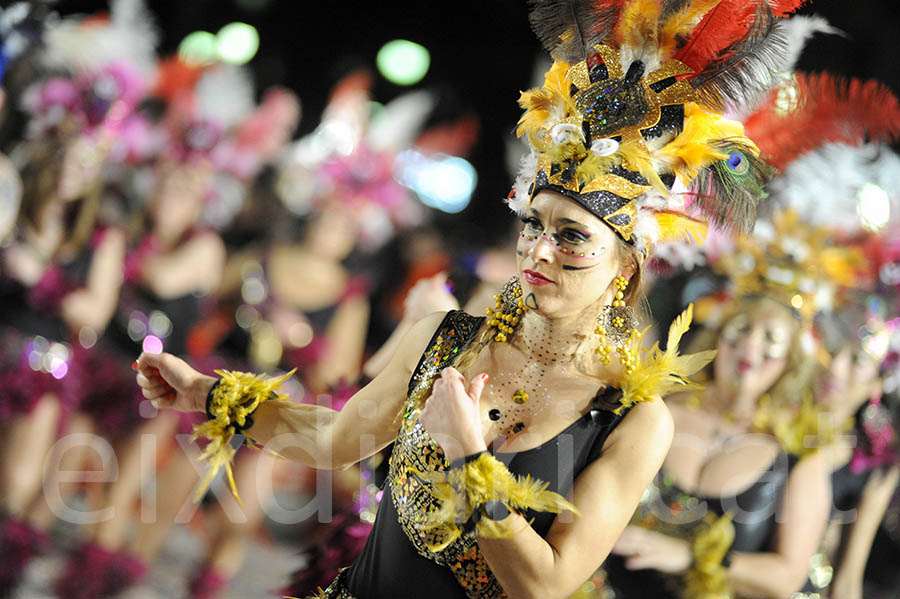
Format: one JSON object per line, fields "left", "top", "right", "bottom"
{"left": 476, "top": 514, "right": 564, "bottom": 599}
{"left": 836, "top": 466, "right": 900, "bottom": 586}
{"left": 729, "top": 551, "right": 810, "bottom": 598}
{"left": 247, "top": 399, "right": 344, "bottom": 468}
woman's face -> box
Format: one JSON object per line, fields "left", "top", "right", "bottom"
{"left": 515, "top": 190, "right": 627, "bottom": 319}
{"left": 713, "top": 299, "right": 798, "bottom": 403}
{"left": 305, "top": 204, "right": 357, "bottom": 260}
{"left": 152, "top": 164, "right": 209, "bottom": 237}
{"left": 817, "top": 345, "right": 881, "bottom": 414}
{"left": 57, "top": 135, "right": 104, "bottom": 202}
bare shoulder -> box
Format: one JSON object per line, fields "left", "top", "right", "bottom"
{"left": 605, "top": 398, "right": 674, "bottom": 461}
{"left": 396, "top": 311, "right": 455, "bottom": 372}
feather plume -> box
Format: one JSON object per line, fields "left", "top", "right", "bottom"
{"left": 654, "top": 210, "right": 708, "bottom": 243}
{"left": 686, "top": 138, "right": 776, "bottom": 232}
{"left": 743, "top": 73, "right": 900, "bottom": 171}
{"left": 510, "top": 149, "right": 539, "bottom": 214}
{"left": 673, "top": 0, "right": 761, "bottom": 76}
{"left": 517, "top": 61, "right": 577, "bottom": 146}
{"left": 368, "top": 90, "right": 435, "bottom": 152}
{"left": 658, "top": 102, "right": 744, "bottom": 180}
{"left": 526, "top": 0, "right": 625, "bottom": 63}
{"left": 617, "top": 304, "right": 716, "bottom": 413}
{"left": 768, "top": 142, "right": 900, "bottom": 233}
{"left": 194, "top": 65, "right": 255, "bottom": 129}
{"left": 658, "top": 0, "right": 724, "bottom": 60}
{"left": 411, "top": 452, "right": 580, "bottom": 551}
{"left": 690, "top": 6, "right": 789, "bottom": 110}
{"left": 617, "top": 0, "right": 663, "bottom": 68}
{"left": 768, "top": 0, "right": 809, "bottom": 17}
{"left": 41, "top": 0, "right": 158, "bottom": 78}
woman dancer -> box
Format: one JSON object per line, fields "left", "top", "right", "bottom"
{"left": 136, "top": 0, "right": 790, "bottom": 595}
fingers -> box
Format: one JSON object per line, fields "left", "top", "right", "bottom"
{"left": 467, "top": 373, "right": 489, "bottom": 403}
{"left": 624, "top": 555, "right": 654, "bottom": 571}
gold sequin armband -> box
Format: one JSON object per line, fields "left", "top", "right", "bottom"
{"left": 683, "top": 512, "right": 735, "bottom": 599}
{"left": 190, "top": 369, "right": 294, "bottom": 504}
{"left": 410, "top": 452, "right": 580, "bottom": 551}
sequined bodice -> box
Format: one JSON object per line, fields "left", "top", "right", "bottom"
{"left": 386, "top": 311, "right": 505, "bottom": 597}
{"left": 343, "top": 310, "right": 632, "bottom": 599}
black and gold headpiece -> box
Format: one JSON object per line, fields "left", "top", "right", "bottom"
{"left": 510, "top": 0, "right": 795, "bottom": 250}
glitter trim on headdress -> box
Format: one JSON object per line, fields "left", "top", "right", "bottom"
{"left": 510, "top": 0, "right": 810, "bottom": 250}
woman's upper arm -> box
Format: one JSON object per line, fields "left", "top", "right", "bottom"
{"left": 544, "top": 398, "right": 674, "bottom": 591}
{"left": 328, "top": 311, "right": 450, "bottom": 467}
{"left": 774, "top": 451, "right": 831, "bottom": 582}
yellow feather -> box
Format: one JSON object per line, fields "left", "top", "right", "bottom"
{"left": 189, "top": 369, "right": 295, "bottom": 504}
{"left": 411, "top": 452, "right": 580, "bottom": 551}
{"left": 617, "top": 305, "right": 716, "bottom": 413}
{"left": 659, "top": 103, "right": 746, "bottom": 182}
{"left": 654, "top": 211, "right": 708, "bottom": 244}
{"left": 617, "top": 0, "right": 663, "bottom": 49}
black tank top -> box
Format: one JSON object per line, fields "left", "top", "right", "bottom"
{"left": 603, "top": 451, "right": 799, "bottom": 598}
{"left": 344, "top": 310, "right": 633, "bottom": 599}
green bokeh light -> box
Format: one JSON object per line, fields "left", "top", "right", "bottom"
{"left": 177, "top": 31, "right": 218, "bottom": 66}
{"left": 216, "top": 22, "right": 260, "bottom": 65}
{"left": 376, "top": 40, "right": 430, "bottom": 86}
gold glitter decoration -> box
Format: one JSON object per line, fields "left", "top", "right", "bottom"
{"left": 389, "top": 311, "right": 509, "bottom": 598}
{"left": 528, "top": 44, "right": 696, "bottom": 242}
{"left": 581, "top": 173, "right": 648, "bottom": 198}
{"left": 301, "top": 568, "right": 357, "bottom": 598}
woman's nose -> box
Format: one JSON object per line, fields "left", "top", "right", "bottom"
{"left": 529, "top": 235, "right": 556, "bottom": 263}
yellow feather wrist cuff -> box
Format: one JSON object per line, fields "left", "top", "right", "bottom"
{"left": 683, "top": 512, "right": 735, "bottom": 599}
{"left": 190, "top": 369, "right": 294, "bottom": 504}
{"left": 411, "top": 452, "right": 580, "bottom": 552}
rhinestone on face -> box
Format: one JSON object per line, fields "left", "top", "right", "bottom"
{"left": 489, "top": 408, "right": 502, "bottom": 421}
{"left": 512, "top": 389, "right": 528, "bottom": 404}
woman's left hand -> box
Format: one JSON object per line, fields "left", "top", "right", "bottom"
{"left": 419, "top": 367, "right": 489, "bottom": 463}
{"left": 611, "top": 525, "right": 692, "bottom": 573}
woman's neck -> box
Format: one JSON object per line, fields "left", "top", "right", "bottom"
{"left": 512, "top": 306, "right": 599, "bottom": 366}
{"left": 709, "top": 380, "right": 758, "bottom": 427}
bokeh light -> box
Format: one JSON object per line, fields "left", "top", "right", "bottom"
{"left": 376, "top": 40, "right": 430, "bottom": 86}
{"left": 216, "top": 22, "right": 260, "bottom": 65}
{"left": 857, "top": 183, "right": 891, "bottom": 232}
{"left": 177, "top": 31, "right": 218, "bottom": 66}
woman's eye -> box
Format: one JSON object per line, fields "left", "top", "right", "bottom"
{"left": 520, "top": 217, "right": 542, "bottom": 231}
{"left": 559, "top": 230, "right": 587, "bottom": 244}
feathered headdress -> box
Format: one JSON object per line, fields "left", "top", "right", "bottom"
{"left": 20, "top": 0, "right": 158, "bottom": 140}
{"left": 511, "top": 0, "right": 810, "bottom": 250}
{"left": 711, "top": 209, "right": 865, "bottom": 321}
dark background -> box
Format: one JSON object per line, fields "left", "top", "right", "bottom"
{"left": 55, "top": 0, "right": 900, "bottom": 246}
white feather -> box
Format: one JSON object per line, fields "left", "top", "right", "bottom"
{"left": 770, "top": 142, "right": 900, "bottom": 233}
{"left": 509, "top": 150, "right": 538, "bottom": 215}
{"left": 194, "top": 66, "right": 255, "bottom": 128}
{"left": 367, "top": 90, "right": 435, "bottom": 152}
{"left": 41, "top": 0, "right": 158, "bottom": 78}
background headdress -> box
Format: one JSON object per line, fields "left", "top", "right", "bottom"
{"left": 510, "top": 0, "right": 816, "bottom": 251}
{"left": 19, "top": 0, "right": 158, "bottom": 142}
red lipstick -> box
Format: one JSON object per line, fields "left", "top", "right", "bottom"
{"left": 523, "top": 269, "right": 553, "bottom": 286}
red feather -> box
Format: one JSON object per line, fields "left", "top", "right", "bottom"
{"left": 768, "top": 0, "right": 809, "bottom": 17}
{"left": 674, "top": 0, "right": 759, "bottom": 74}
{"left": 744, "top": 73, "right": 900, "bottom": 170}
{"left": 674, "top": 0, "right": 806, "bottom": 75}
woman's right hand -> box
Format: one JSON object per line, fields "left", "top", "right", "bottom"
{"left": 135, "top": 352, "right": 216, "bottom": 413}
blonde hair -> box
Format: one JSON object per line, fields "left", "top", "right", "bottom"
{"left": 688, "top": 296, "right": 815, "bottom": 411}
